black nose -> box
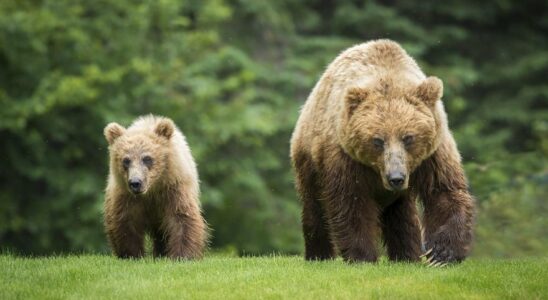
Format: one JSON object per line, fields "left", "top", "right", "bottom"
{"left": 388, "top": 174, "right": 405, "bottom": 189}
{"left": 128, "top": 179, "right": 142, "bottom": 192}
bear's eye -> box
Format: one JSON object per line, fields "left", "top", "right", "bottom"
{"left": 403, "top": 135, "right": 414, "bottom": 147}
{"left": 372, "top": 138, "right": 384, "bottom": 149}
{"left": 122, "top": 158, "right": 131, "bottom": 170}
{"left": 142, "top": 155, "right": 153, "bottom": 167}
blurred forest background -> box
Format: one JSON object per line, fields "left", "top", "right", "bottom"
{"left": 0, "top": 0, "right": 546, "bottom": 257}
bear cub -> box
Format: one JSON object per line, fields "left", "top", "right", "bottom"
{"left": 290, "top": 40, "right": 475, "bottom": 265}
{"left": 103, "top": 115, "right": 207, "bottom": 259}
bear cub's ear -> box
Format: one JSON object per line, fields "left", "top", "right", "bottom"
{"left": 154, "top": 118, "right": 175, "bottom": 139}
{"left": 345, "top": 87, "right": 370, "bottom": 116}
{"left": 104, "top": 123, "right": 126, "bottom": 145}
{"left": 414, "top": 76, "right": 443, "bottom": 106}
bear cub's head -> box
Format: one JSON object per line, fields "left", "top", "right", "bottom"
{"left": 104, "top": 118, "right": 175, "bottom": 195}
{"left": 341, "top": 77, "right": 443, "bottom": 191}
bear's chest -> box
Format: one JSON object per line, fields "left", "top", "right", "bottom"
{"left": 127, "top": 196, "right": 165, "bottom": 224}
{"left": 374, "top": 189, "right": 402, "bottom": 208}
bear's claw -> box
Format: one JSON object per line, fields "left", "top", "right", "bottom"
{"left": 422, "top": 243, "right": 462, "bottom": 267}
{"left": 420, "top": 248, "right": 433, "bottom": 258}
{"left": 422, "top": 248, "right": 447, "bottom": 267}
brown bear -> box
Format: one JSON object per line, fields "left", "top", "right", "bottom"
{"left": 290, "top": 39, "right": 475, "bottom": 265}
{"left": 103, "top": 115, "right": 207, "bottom": 259}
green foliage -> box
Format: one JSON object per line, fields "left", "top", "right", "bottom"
{"left": 0, "top": 0, "right": 546, "bottom": 256}
{"left": 0, "top": 0, "right": 304, "bottom": 254}
{"left": 1, "top": 255, "right": 547, "bottom": 299}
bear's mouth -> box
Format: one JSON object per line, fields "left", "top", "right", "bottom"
{"left": 385, "top": 184, "right": 408, "bottom": 192}
{"left": 130, "top": 189, "right": 144, "bottom": 195}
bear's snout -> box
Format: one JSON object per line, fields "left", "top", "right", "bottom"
{"left": 128, "top": 178, "right": 143, "bottom": 194}
{"left": 387, "top": 172, "right": 406, "bottom": 190}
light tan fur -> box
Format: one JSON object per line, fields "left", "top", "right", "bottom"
{"left": 291, "top": 40, "right": 475, "bottom": 263}
{"left": 103, "top": 115, "right": 207, "bottom": 259}
{"left": 292, "top": 40, "right": 448, "bottom": 174}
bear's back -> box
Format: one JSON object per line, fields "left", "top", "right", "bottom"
{"left": 319, "top": 39, "right": 425, "bottom": 107}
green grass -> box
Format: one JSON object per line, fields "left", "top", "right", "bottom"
{"left": 1, "top": 255, "right": 546, "bottom": 299}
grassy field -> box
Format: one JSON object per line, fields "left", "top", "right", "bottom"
{"left": 1, "top": 255, "right": 546, "bottom": 299}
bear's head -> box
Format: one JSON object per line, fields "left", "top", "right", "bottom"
{"left": 104, "top": 118, "right": 175, "bottom": 195}
{"left": 340, "top": 77, "right": 443, "bottom": 191}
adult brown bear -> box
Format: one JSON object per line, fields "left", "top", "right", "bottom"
{"left": 290, "top": 40, "right": 475, "bottom": 265}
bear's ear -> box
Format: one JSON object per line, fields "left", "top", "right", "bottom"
{"left": 414, "top": 76, "right": 443, "bottom": 106}
{"left": 345, "top": 87, "right": 369, "bottom": 116}
{"left": 104, "top": 123, "right": 126, "bottom": 145}
{"left": 154, "top": 118, "right": 175, "bottom": 139}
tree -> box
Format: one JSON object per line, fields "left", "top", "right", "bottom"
{"left": 1, "top": 0, "right": 546, "bottom": 256}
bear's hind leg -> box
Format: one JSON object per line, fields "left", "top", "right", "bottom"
{"left": 381, "top": 196, "right": 422, "bottom": 262}
{"left": 152, "top": 228, "right": 168, "bottom": 258}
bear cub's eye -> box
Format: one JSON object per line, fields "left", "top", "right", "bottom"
{"left": 142, "top": 155, "right": 153, "bottom": 167}
{"left": 403, "top": 135, "right": 414, "bottom": 146}
{"left": 372, "top": 138, "right": 384, "bottom": 149}
{"left": 122, "top": 158, "right": 131, "bottom": 170}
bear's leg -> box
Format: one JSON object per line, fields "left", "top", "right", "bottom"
{"left": 321, "top": 153, "right": 380, "bottom": 263}
{"left": 421, "top": 190, "right": 474, "bottom": 264}
{"left": 325, "top": 194, "right": 380, "bottom": 263}
{"left": 163, "top": 196, "right": 206, "bottom": 260}
{"left": 104, "top": 195, "right": 145, "bottom": 259}
{"left": 164, "top": 214, "right": 206, "bottom": 260}
{"left": 152, "top": 228, "right": 168, "bottom": 258}
{"left": 107, "top": 219, "right": 145, "bottom": 259}
{"left": 294, "top": 152, "right": 335, "bottom": 260}
{"left": 301, "top": 194, "right": 335, "bottom": 260}
{"left": 415, "top": 140, "right": 475, "bottom": 264}
{"left": 381, "top": 196, "right": 421, "bottom": 262}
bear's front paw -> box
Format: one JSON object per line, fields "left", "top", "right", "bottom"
{"left": 421, "top": 239, "right": 465, "bottom": 267}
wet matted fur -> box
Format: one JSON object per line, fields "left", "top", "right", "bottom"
{"left": 290, "top": 40, "right": 475, "bottom": 264}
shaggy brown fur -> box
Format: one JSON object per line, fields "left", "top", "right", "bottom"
{"left": 290, "top": 39, "right": 475, "bottom": 264}
{"left": 103, "top": 115, "right": 207, "bottom": 259}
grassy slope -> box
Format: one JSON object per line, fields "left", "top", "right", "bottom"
{"left": 1, "top": 255, "right": 546, "bottom": 299}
